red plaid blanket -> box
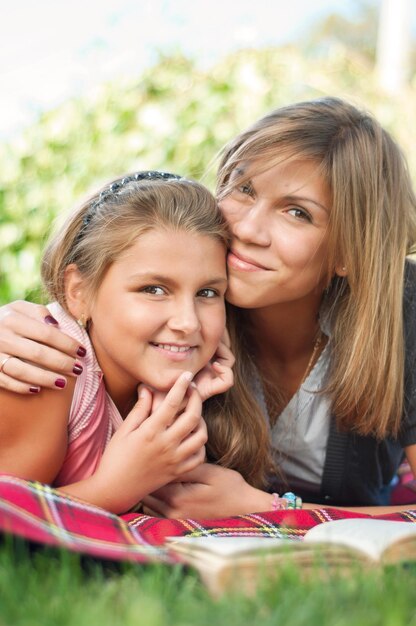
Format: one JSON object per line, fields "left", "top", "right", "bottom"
{"left": 0, "top": 475, "right": 415, "bottom": 564}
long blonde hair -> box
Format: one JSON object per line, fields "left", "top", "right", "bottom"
{"left": 217, "top": 97, "right": 416, "bottom": 439}
{"left": 41, "top": 171, "right": 274, "bottom": 487}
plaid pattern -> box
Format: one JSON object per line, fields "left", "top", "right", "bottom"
{"left": 0, "top": 474, "right": 415, "bottom": 565}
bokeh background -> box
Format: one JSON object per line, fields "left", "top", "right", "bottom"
{"left": 1, "top": 0, "right": 415, "bottom": 303}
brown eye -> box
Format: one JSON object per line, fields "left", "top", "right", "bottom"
{"left": 197, "top": 288, "right": 218, "bottom": 298}
{"left": 141, "top": 285, "right": 165, "bottom": 295}
{"left": 287, "top": 207, "right": 312, "bottom": 222}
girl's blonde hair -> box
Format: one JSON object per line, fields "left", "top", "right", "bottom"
{"left": 41, "top": 171, "right": 274, "bottom": 488}
{"left": 217, "top": 97, "right": 416, "bottom": 439}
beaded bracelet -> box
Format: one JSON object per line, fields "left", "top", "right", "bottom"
{"left": 271, "top": 491, "right": 302, "bottom": 511}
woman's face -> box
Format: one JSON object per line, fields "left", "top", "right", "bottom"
{"left": 219, "top": 159, "right": 332, "bottom": 310}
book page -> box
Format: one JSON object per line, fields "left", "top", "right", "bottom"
{"left": 166, "top": 536, "right": 296, "bottom": 558}
{"left": 304, "top": 519, "right": 416, "bottom": 561}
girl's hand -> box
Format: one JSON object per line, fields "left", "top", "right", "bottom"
{"left": 84, "top": 372, "right": 207, "bottom": 514}
{"left": 142, "top": 463, "right": 272, "bottom": 519}
{"left": 0, "top": 300, "right": 85, "bottom": 393}
{"left": 193, "top": 331, "right": 235, "bottom": 401}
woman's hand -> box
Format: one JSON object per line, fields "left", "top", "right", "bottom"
{"left": 0, "top": 300, "right": 86, "bottom": 393}
{"left": 142, "top": 463, "right": 272, "bottom": 519}
{"left": 192, "top": 331, "right": 235, "bottom": 401}
{"left": 76, "top": 372, "right": 207, "bottom": 514}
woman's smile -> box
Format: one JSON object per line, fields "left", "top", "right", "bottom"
{"left": 227, "top": 249, "right": 270, "bottom": 272}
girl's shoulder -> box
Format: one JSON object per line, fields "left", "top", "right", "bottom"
{"left": 47, "top": 302, "right": 90, "bottom": 347}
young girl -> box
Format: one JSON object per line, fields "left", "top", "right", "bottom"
{"left": 0, "top": 171, "right": 272, "bottom": 514}
{"left": 2, "top": 98, "right": 416, "bottom": 515}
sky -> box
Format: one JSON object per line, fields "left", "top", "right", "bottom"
{"left": 0, "top": 0, "right": 379, "bottom": 139}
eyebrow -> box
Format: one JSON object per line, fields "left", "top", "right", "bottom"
{"left": 127, "top": 273, "right": 228, "bottom": 286}
{"left": 284, "top": 194, "right": 329, "bottom": 213}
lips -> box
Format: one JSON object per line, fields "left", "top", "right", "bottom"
{"left": 227, "top": 249, "right": 269, "bottom": 272}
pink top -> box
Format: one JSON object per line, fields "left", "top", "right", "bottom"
{"left": 47, "top": 302, "right": 123, "bottom": 487}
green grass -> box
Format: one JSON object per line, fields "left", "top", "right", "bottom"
{"left": 1, "top": 538, "right": 416, "bottom": 626}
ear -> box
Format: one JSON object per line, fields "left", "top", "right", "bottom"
{"left": 335, "top": 264, "right": 347, "bottom": 277}
{"left": 64, "top": 264, "right": 89, "bottom": 321}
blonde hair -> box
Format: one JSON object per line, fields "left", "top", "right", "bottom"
{"left": 41, "top": 171, "right": 274, "bottom": 487}
{"left": 217, "top": 97, "right": 416, "bottom": 439}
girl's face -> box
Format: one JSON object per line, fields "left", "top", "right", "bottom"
{"left": 83, "top": 229, "right": 227, "bottom": 403}
{"left": 219, "top": 159, "right": 332, "bottom": 310}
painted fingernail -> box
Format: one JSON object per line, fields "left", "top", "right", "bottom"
{"left": 29, "top": 386, "right": 41, "bottom": 394}
{"left": 77, "top": 346, "right": 87, "bottom": 357}
{"left": 55, "top": 378, "right": 66, "bottom": 389}
{"left": 73, "top": 362, "right": 83, "bottom": 375}
{"left": 44, "top": 315, "right": 58, "bottom": 325}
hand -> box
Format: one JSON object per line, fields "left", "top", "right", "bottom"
{"left": 193, "top": 330, "right": 235, "bottom": 401}
{"left": 0, "top": 300, "right": 86, "bottom": 393}
{"left": 89, "top": 372, "right": 207, "bottom": 513}
{"left": 142, "top": 463, "right": 272, "bottom": 519}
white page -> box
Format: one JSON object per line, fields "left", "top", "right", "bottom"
{"left": 305, "top": 519, "right": 416, "bottom": 561}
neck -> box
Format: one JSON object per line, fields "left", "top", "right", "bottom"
{"left": 246, "top": 297, "right": 326, "bottom": 411}
{"left": 248, "top": 297, "right": 322, "bottom": 363}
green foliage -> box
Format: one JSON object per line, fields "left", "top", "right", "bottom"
{"left": 1, "top": 45, "right": 416, "bottom": 303}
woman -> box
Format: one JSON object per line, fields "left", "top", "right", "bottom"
{"left": 1, "top": 97, "right": 416, "bottom": 515}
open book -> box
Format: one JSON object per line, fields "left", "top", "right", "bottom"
{"left": 166, "top": 518, "right": 416, "bottom": 597}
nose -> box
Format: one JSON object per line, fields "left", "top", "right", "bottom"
{"left": 167, "top": 298, "right": 201, "bottom": 335}
{"left": 225, "top": 200, "right": 272, "bottom": 247}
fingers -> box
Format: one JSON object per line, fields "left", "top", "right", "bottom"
{"left": 0, "top": 368, "right": 41, "bottom": 394}
{"left": 168, "top": 384, "right": 203, "bottom": 441}
{"left": 1, "top": 307, "right": 84, "bottom": 360}
{"left": 0, "top": 304, "right": 87, "bottom": 391}
{"left": 150, "top": 371, "right": 195, "bottom": 428}
{"left": 211, "top": 359, "right": 234, "bottom": 385}
{"left": 119, "top": 386, "right": 153, "bottom": 432}
{"left": 141, "top": 495, "right": 169, "bottom": 518}
{"left": 0, "top": 352, "right": 79, "bottom": 392}
{"left": 213, "top": 339, "right": 235, "bottom": 367}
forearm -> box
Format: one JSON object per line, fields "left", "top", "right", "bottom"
{"left": 57, "top": 474, "right": 146, "bottom": 514}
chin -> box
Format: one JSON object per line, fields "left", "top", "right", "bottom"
{"left": 148, "top": 370, "right": 196, "bottom": 393}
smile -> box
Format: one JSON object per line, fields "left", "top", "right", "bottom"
{"left": 151, "top": 343, "right": 193, "bottom": 353}
{"left": 227, "top": 250, "right": 269, "bottom": 272}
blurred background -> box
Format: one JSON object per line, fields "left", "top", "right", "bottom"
{"left": 1, "top": 0, "right": 415, "bottom": 303}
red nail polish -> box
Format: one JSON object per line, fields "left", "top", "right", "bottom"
{"left": 73, "top": 363, "right": 83, "bottom": 375}
{"left": 55, "top": 378, "right": 66, "bottom": 389}
{"left": 29, "top": 387, "right": 40, "bottom": 394}
{"left": 44, "top": 315, "right": 59, "bottom": 325}
{"left": 77, "top": 346, "right": 87, "bottom": 357}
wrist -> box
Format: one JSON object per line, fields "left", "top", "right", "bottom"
{"left": 271, "top": 491, "right": 303, "bottom": 511}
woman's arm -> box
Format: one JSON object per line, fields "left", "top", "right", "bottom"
{"left": 142, "top": 464, "right": 273, "bottom": 518}
{"left": 142, "top": 446, "right": 416, "bottom": 519}
{"left": 0, "top": 300, "right": 85, "bottom": 393}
